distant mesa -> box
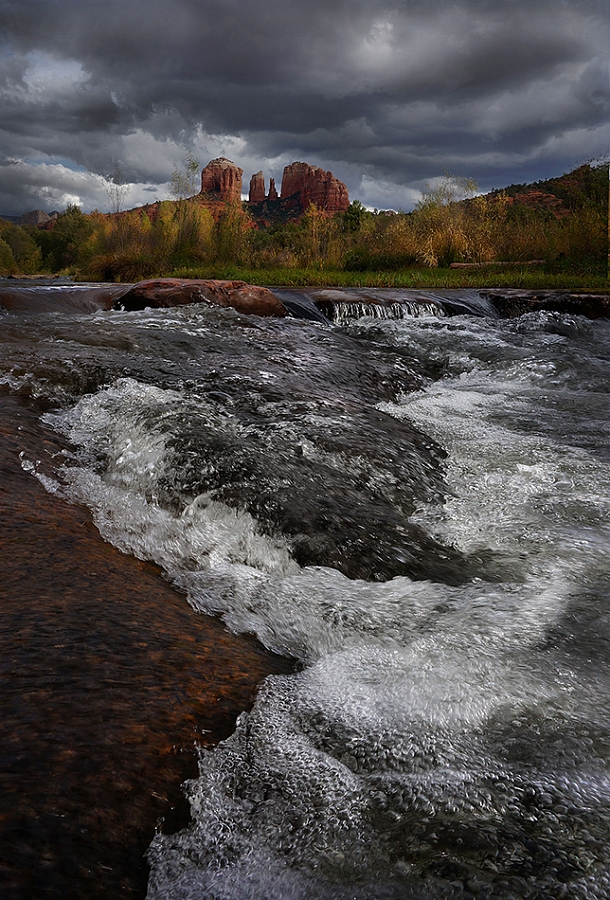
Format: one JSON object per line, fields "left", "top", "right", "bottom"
{"left": 246, "top": 161, "right": 349, "bottom": 216}
{"left": 199, "top": 157, "right": 349, "bottom": 222}
{"left": 2, "top": 160, "right": 349, "bottom": 230}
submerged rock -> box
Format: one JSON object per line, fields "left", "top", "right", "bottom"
{"left": 115, "top": 278, "right": 287, "bottom": 317}
{"left": 0, "top": 393, "right": 292, "bottom": 900}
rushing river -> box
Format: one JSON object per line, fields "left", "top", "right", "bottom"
{"left": 1, "top": 282, "right": 610, "bottom": 899}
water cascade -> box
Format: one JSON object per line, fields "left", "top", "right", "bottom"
{"left": 1, "top": 280, "right": 609, "bottom": 900}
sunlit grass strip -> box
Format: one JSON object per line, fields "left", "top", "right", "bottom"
{"left": 166, "top": 265, "right": 609, "bottom": 291}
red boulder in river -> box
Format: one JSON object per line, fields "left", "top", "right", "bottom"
{"left": 115, "top": 278, "right": 287, "bottom": 316}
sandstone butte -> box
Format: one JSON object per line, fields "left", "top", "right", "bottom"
{"left": 200, "top": 157, "right": 243, "bottom": 202}
{"left": 278, "top": 161, "right": 349, "bottom": 213}
{"left": 199, "top": 156, "right": 349, "bottom": 218}
{"left": 267, "top": 177, "right": 279, "bottom": 201}
{"left": 102, "top": 158, "right": 349, "bottom": 228}
{"left": 248, "top": 170, "right": 266, "bottom": 204}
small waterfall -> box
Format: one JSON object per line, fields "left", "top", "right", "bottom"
{"left": 419, "top": 288, "right": 500, "bottom": 317}
{"left": 316, "top": 299, "right": 445, "bottom": 324}
{"left": 270, "top": 289, "right": 330, "bottom": 323}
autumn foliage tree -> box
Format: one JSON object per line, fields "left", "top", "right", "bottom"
{"left": 2, "top": 160, "right": 605, "bottom": 279}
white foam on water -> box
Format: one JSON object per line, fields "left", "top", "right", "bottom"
{"left": 379, "top": 365, "right": 610, "bottom": 585}
{"left": 33, "top": 319, "right": 610, "bottom": 899}
{"left": 42, "top": 378, "right": 300, "bottom": 578}
{"left": 35, "top": 372, "right": 584, "bottom": 664}
{"left": 19, "top": 451, "right": 63, "bottom": 495}
{"left": 372, "top": 314, "right": 610, "bottom": 583}
{"left": 147, "top": 635, "right": 610, "bottom": 899}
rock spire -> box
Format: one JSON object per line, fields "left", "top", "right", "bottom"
{"left": 248, "top": 171, "right": 266, "bottom": 203}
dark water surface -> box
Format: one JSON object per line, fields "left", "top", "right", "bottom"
{"left": 1, "top": 283, "right": 610, "bottom": 899}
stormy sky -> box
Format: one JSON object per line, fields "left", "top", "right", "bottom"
{"left": 0, "top": 0, "right": 608, "bottom": 215}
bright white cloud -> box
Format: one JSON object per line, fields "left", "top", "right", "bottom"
{"left": 23, "top": 51, "right": 89, "bottom": 99}
{"left": 0, "top": 158, "right": 165, "bottom": 213}
{"left": 358, "top": 175, "right": 423, "bottom": 212}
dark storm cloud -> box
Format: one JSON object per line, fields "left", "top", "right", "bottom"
{"left": 0, "top": 0, "right": 607, "bottom": 213}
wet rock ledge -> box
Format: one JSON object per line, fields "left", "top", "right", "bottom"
{"left": 114, "top": 278, "right": 286, "bottom": 317}
{"left": 113, "top": 280, "right": 610, "bottom": 322}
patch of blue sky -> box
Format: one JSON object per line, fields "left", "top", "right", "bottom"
{"left": 24, "top": 157, "right": 88, "bottom": 173}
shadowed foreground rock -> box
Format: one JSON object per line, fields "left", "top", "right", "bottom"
{"left": 0, "top": 392, "right": 292, "bottom": 900}
{"left": 115, "top": 278, "right": 287, "bottom": 316}
{"left": 484, "top": 290, "right": 610, "bottom": 319}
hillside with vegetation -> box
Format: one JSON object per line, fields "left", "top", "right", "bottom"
{"left": 0, "top": 161, "right": 607, "bottom": 288}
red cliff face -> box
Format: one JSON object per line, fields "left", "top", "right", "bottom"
{"left": 280, "top": 162, "right": 349, "bottom": 213}
{"left": 200, "top": 158, "right": 243, "bottom": 202}
{"left": 267, "top": 177, "right": 278, "bottom": 201}
{"left": 248, "top": 171, "right": 265, "bottom": 203}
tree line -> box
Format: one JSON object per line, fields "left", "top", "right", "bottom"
{"left": 0, "top": 162, "right": 606, "bottom": 281}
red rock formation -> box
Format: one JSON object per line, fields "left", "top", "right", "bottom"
{"left": 510, "top": 190, "right": 568, "bottom": 218}
{"left": 199, "top": 158, "right": 348, "bottom": 224}
{"left": 267, "top": 177, "right": 278, "bottom": 201}
{"left": 200, "top": 157, "right": 243, "bottom": 201}
{"left": 280, "top": 162, "right": 349, "bottom": 213}
{"left": 115, "top": 279, "right": 287, "bottom": 317}
{"left": 249, "top": 171, "right": 265, "bottom": 203}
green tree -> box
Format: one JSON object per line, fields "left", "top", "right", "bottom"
{"left": 0, "top": 236, "right": 17, "bottom": 275}
{"left": 297, "top": 203, "right": 342, "bottom": 267}
{"left": 215, "top": 200, "right": 253, "bottom": 265}
{"left": 410, "top": 174, "right": 479, "bottom": 266}
{"left": 169, "top": 154, "right": 202, "bottom": 258}
{"left": 85, "top": 208, "right": 158, "bottom": 282}
{"left": 342, "top": 200, "right": 369, "bottom": 233}
{"left": 170, "top": 154, "right": 200, "bottom": 202}
{"left": 38, "top": 205, "right": 94, "bottom": 271}
{"left": 0, "top": 223, "right": 42, "bottom": 273}
{"left": 174, "top": 203, "right": 215, "bottom": 265}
